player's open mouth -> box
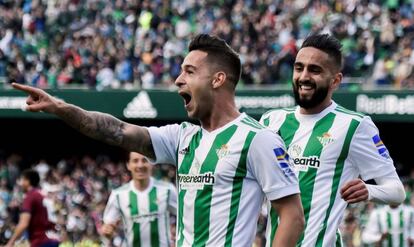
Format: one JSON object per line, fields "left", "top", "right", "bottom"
{"left": 179, "top": 92, "right": 192, "bottom": 107}
{"left": 299, "top": 83, "right": 316, "bottom": 91}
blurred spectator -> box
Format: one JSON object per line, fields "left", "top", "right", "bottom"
{"left": 0, "top": 152, "right": 176, "bottom": 246}
{"left": 362, "top": 203, "right": 414, "bottom": 246}
{"left": 341, "top": 208, "right": 362, "bottom": 247}
{"left": 0, "top": 0, "right": 413, "bottom": 89}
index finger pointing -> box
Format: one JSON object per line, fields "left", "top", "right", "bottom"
{"left": 12, "top": 83, "right": 40, "bottom": 94}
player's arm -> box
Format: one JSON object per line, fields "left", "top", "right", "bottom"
{"left": 247, "top": 130, "right": 304, "bottom": 247}
{"left": 361, "top": 209, "right": 383, "bottom": 244}
{"left": 5, "top": 212, "right": 31, "bottom": 247}
{"left": 101, "top": 192, "right": 121, "bottom": 240}
{"left": 270, "top": 194, "right": 304, "bottom": 247}
{"left": 340, "top": 117, "right": 405, "bottom": 204}
{"left": 12, "top": 83, "right": 155, "bottom": 159}
{"left": 341, "top": 176, "right": 405, "bottom": 204}
{"left": 369, "top": 176, "right": 405, "bottom": 204}
{"left": 101, "top": 223, "right": 118, "bottom": 238}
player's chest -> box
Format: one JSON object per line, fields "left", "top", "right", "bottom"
{"left": 284, "top": 125, "right": 350, "bottom": 173}
{"left": 177, "top": 135, "right": 248, "bottom": 188}
{"left": 122, "top": 189, "right": 169, "bottom": 221}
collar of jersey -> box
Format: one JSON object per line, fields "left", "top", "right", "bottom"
{"left": 386, "top": 204, "right": 403, "bottom": 211}
{"left": 295, "top": 101, "right": 337, "bottom": 121}
{"left": 129, "top": 177, "right": 154, "bottom": 194}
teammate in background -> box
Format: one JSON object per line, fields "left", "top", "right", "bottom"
{"left": 362, "top": 203, "right": 414, "bottom": 247}
{"left": 101, "top": 152, "right": 177, "bottom": 247}
{"left": 260, "top": 33, "right": 405, "bottom": 247}
{"left": 12, "top": 34, "right": 304, "bottom": 246}
{"left": 4, "top": 169, "right": 60, "bottom": 247}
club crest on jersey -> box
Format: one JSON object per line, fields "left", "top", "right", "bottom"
{"left": 372, "top": 134, "right": 390, "bottom": 159}
{"left": 189, "top": 160, "right": 202, "bottom": 175}
{"left": 289, "top": 145, "right": 302, "bottom": 157}
{"left": 317, "top": 132, "right": 334, "bottom": 147}
{"left": 273, "top": 148, "right": 295, "bottom": 177}
{"left": 216, "top": 144, "right": 230, "bottom": 159}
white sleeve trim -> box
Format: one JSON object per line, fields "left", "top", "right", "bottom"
{"left": 367, "top": 176, "right": 405, "bottom": 204}
{"left": 266, "top": 184, "right": 300, "bottom": 202}
{"left": 146, "top": 126, "right": 165, "bottom": 163}
{"left": 146, "top": 125, "right": 179, "bottom": 165}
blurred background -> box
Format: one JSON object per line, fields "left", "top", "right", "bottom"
{"left": 0, "top": 0, "right": 414, "bottom": 246}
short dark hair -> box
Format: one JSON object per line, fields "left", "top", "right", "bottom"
{"left": 123, "top": 151, "right": 134, "bottom": 163}
{"left": 22, "top": 169, "right": 40, "bottom": 187}
{"left": 301, "top": 33, "right": 343, "bottom": 70}
{"left": 189, "top": 34, "right": 241, "bottom": 87}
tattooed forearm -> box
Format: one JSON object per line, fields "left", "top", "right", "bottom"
{"left": 56, "top": 103, "right": 125, "bottom": 146}
{"left": 53, "top": 101, "right": 155, "bottom": 159}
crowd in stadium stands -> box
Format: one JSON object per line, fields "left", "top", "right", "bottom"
{"left": 0, "top": 153, "right": 412, "bottom": 246}
{"left": 1, "top": 0, "right": 414, "bottom": 89}
{"left": 0, "top": 153, "right": 176, "bottom": 246}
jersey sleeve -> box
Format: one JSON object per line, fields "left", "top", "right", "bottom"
{"left": 247, "top": 130, "right": 300, "bottom": 201}
{"left": 103, "top": 192, "right": 121, "bottom": 224}
{"left": 146, "top": 124, "right": 181, "bottom": 165}
{"left": 259, "top": 111, "right": 272, "bottom": 127}
{"left": 259, "top": 110, "right": 286, "bottom": 130}
{"left": 349, "top": 116, "right": 397, "bottom": 180}
{"left": 21, "top": 193, "right": 33, "bottom": 214}
{"left": 167, "top": 184, "right": 178, "bottom": 215}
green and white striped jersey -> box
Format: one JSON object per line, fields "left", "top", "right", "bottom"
{"left": 103, "top": 178, "right": 177, "bottom": 247}
{"left": 362, "top": 205, "right": 414, "bottom": 247}
{"left": 260, "top": 101, "right": 398, "bottom": 247}
{"left": 147, "top": 113, "right": 299, "bottom": 247}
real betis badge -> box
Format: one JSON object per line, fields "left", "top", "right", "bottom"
{"left": 216, "top": 144, "right": 230, "bottom": 159}
{"left": 317, "top": 132, "right": 334, "bottom": 147}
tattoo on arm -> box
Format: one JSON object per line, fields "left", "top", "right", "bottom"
{"left": 55, "top": 103, "right": 155, "bottom": 159}
{"left": 58, "top": 104, "right": 124, "bottom": 146}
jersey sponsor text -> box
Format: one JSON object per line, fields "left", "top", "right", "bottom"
{"left": 292, "top": 156, "right": 321, "bottom": 171}
{"left": 178, "top": 172, "right": 215, "bottom": 190}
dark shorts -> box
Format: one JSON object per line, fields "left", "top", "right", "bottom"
{"left": 38, "top": 240, "right": 60, "bottom": 247}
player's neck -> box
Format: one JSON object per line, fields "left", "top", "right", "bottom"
{"left": 200, "top": 97, "right": 240, "bottom": 132}
{"left": 133, "top": 178, "right": 150, "bottom": 191}
{"left": 299, "top": 99, "right": 333, "bottom": 115}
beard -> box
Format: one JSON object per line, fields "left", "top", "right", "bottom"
{"left": 293, "top": 80, "right": 329, "bottom": 109}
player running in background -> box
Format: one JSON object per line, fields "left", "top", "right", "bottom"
{"left": 362, "top": 202, "right": 414, "bottom": 247}
{"left": 101, "top": 152, "right": 177, "bottom": 247}
{"left": 4, "top": 169, "right": 60, "bottom": 247}
{"left": 13, "top": 34, "right": 304, "bottom": 246}
{"left": 260, "top": 33, "right": 405, "bottom": 247}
